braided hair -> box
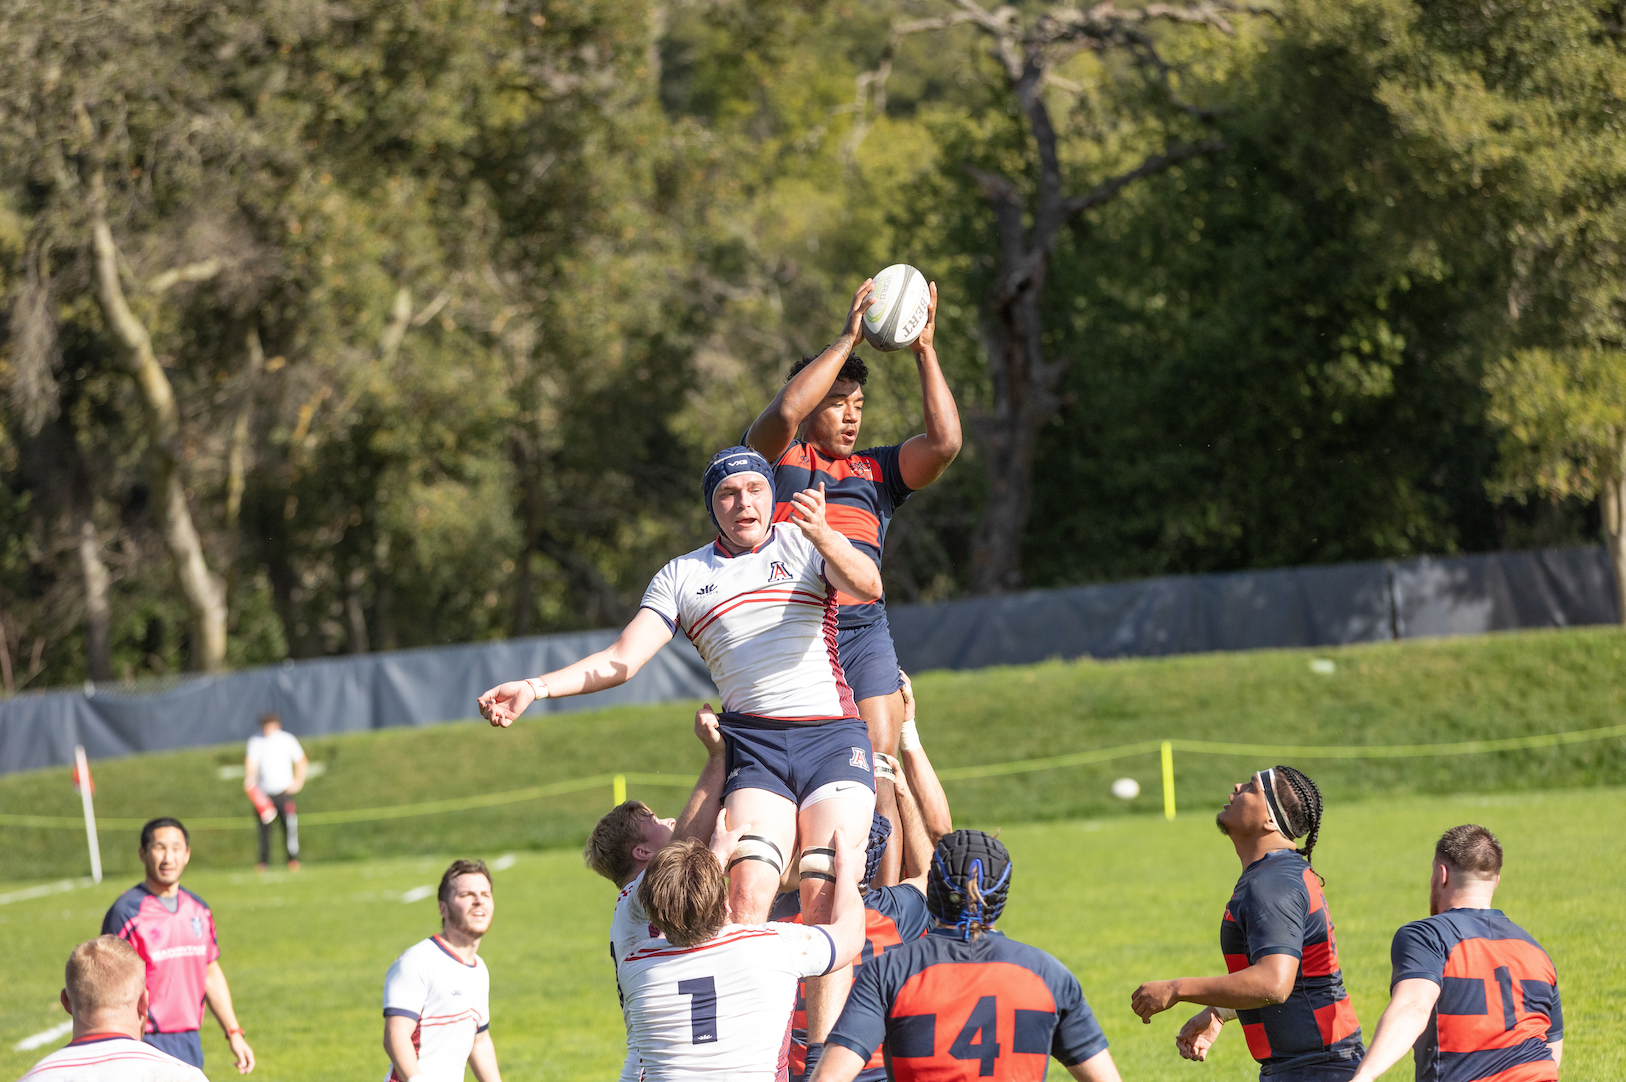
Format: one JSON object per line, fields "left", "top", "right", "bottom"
{"left": 1271, "top": 765, "right": 1325, "bottom": 879}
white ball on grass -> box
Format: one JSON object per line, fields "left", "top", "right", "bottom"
{"left": 1111, "top": 777, "right": 1141, "bottom": 800}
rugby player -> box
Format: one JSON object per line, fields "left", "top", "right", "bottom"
{"left": 1131, "top": 767, "right": 1365, "bottom": 1081}
{"left": 1348, "top": 825, "right": 1561, "bottom": 1082}
{"left": 586, "top": 705, "right": 729, "bottom": 1082}
{"left": 102, "top": 817, "right": 254, "bottom": 1074}
{"left": 21, "top": 936, "right": 206, "bottom": 1082}
{"left": 616, "top": 828, "right": 868, "bottom": 1080}
{"left": 382, "top": 859, "right": 501, "bottom": 1082}
{"left": 478, "top": 446, "right": 883, "bottom": 930}
{"left": 244, "top": 712, "right": 305, "bottom": 873}
{"left": 743, "top": 279, "right": 962, "bottom": 885}
{"left": 814, "top": 830, "right": 1121, "bottom": 1082}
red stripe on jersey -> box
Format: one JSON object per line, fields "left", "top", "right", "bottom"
{"left": 688, "top": 589, "right": 828, "bottom": 638}
{"left": 823, "top": 504, "right": 881, "bottom": 548}
{"left": 1302, "top": 868, "right": 1327, "bottom": 914}
{"left": 1302, "top": 939, "right": 1336, "bottom": 978}
{"left": 776, "top": 446, "right": 888, "bottom": 486}
{"left": 1242, "top": 1021, "right": 1272, "bottom": 1061}
{"left": 388, "top": 1020, "right": 424, "bottom": 1082}
{"left": 1473, "top": 1064, "right": 1561, "bottom": 1082}
{"left": 889, "top": 962, "right": 1059, "bottom": 1077}
{"left": 1223, "top": 953, "right": 1250, "bottom": 974}
{"left": 1439, "top": 938, "right": 1560, "bottom": 1054}
{"left": 823, "top": 579, "right": 858, "bottom": 716}
{"left": 1313, "top": 998, "right": 1360, "bottom": 1045}
{"left": 622, "top": 928, "right": 778, "bottom": 962}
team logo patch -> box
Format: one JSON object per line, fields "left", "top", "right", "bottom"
{"left": 190, "top": 916, "right": 204, "bottom": 939}
{"left": 849, "top": 747, "right": 868, "bottom": 770}
{"left": 768, "top": 561, "right": 791, "bottom": 582}
{"left": 696, "top": 582, "right": 717, "bottom": 596}
{"left": 850, "top": 457, "right": 874, "bottom": 481}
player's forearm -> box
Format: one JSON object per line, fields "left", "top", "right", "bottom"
{"left": 468, "top": 1030, "right": 501, "bottom": 1082}
{"left": 892, "top": 770, "right": 934, "bottom": 881}
{"left": 814, "top": 535, "right": 882, "bottom": 602}
{"left": 824, "top": 883, "right": 867, "bottom": 968}
{"left": 746, "top": 335, "right": 857, "bottom": 458}
{"left": 203, "top": 963, "right": 242, "bottom": 1032}
{"left": 899, "top": 746, "right": 951, "bottom": 846}
{"left": 536, "top": 649, "right": 641, "bottom": 698}
{"left": 1065, "top": 1049, "right": 1122, "bottom": 1082}
{"left": 809, "top": 1042, "right": 867, "bottom": 1082}
{"left": 383, "top": 1025, "right": 421, "bottom": 1080}
{"left": 673, "top": 755, "right": 726, "bottom": 844}
{"left": 910, "top": 346, "right": 962, "bottom": 479}
{"left": 1166, "top": 965, "right": 1296, "bottom": 1010}
{"left": 1350, "top": 987, "right": 1438, "bottom": 1082}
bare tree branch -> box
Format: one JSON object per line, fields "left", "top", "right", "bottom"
{"left": 146, "top": 257, "right": 222, "bottom": 295}
{"left": 1062, "top": 138, "right": 1223, "bottom": 216}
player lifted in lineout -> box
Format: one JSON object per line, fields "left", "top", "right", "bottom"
{"left": 743, "top": 278, "right": 961, "bottom": 885}
{"left": 479, "top": 446, "right": 882, "bottom": 932}
{"left": 1132, "top": 767, "right": 1366, "bottom": 1081}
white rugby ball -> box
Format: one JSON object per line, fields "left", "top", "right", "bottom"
{"left": 1111, "top": 777, "right": 1141, "bottom": 800}
{"left": 862, "top": 264, "right": 931, "bottom": 352}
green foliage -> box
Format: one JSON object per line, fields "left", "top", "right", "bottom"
{"left": 3, "top": 787, "right": 1623, "bottom": 1080}
{"left": 1486, "top": 348, "right": 1626, "bottom": 502}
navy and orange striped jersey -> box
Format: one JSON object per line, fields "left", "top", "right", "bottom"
{"left": 1390, "top": 908, "right": 1561, "bottom": 1082}
{"left": 769, "top": 441, "right": 912, "bottom": 629}
{"left": 1219, "top": 849, "right": 1364, "bottom": 1072}
{"left": 774, "top": 884, "right": 934, "bottom": 1081}
{"left": 827, "top": 927, "right": 1109, "bottom": 1081}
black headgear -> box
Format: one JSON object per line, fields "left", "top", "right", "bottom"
{"left": 862, "top": 811, "right": 892, "bottom": 890}
{"left": 926, "top": 830, "right": 1012, "bottom": 939}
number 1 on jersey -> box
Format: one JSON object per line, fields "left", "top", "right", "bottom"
{"left": 678, "top": 976, "right": 718, "bottom": 1045}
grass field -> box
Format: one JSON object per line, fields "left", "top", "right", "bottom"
{"left": 2, "top": 786, "right": 1620, "bottom": 1081}
{"left": 5, "top": 626, "right": 1626, "bottom": 882}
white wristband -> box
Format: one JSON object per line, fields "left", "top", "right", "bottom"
{"left": 873, "top": 755, "right": 896, "bottom": 782}
{"left": 527, "top": 677, "right": 549, "bottom": 700}
{"left": 1213, "top": 1006, "right": 1237, "bottom": 1023}
{"left": 899, "top": 719, "right": 922, "bottom": 752}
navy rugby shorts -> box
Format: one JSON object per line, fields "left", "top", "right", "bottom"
{"left": 836, "top": 612, "right": 904, "bottom": 703}
{"left": 720, "top": 715, "right": 876, "bottom": 806}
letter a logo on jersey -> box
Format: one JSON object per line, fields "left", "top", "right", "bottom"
{"left": 768, "top": 561, "right": 791, "bottom": 582}
{"left": 850, "top": 747, "right": 868, "bottom": 770}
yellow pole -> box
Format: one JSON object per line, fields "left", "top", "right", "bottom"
{"left": 613, "top": 773, "right": 626, "bottom": 806}
{"left": 1161, "top": 741, "right": 1176, "bottom": 821}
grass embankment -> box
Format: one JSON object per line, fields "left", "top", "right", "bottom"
{"left": 2, "top": 787, "right": 1620, "bottom": 1081}
{"left": 4, "top": 625, "right": 1624, "bottom": 882}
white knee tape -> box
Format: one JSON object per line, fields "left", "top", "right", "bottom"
{"left": 728, "top": 834, "right": 785, "bottom": 876}
{"left": 798, "top": 847, "right": 836, "bottom": 883}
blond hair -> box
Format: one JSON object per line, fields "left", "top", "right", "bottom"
{"left": 65, "top": 936, "right": 145, "bottom": 1015}
{"left": 585, "top": 801, "right": 656, "bottom": 887}
{"left": 637, "top": 839, "right": 727, "bottom": 948}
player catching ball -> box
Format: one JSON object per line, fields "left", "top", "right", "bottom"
{"left": 1131, "top": 767, "right": 1366, "bottom": 1081}
{"left": 479, "top": 446, "right": 882, "bottom": 930}
{"left": 382, "top": 860, "right": 501, "bottom": 1082}
{"left": 743, "top": 277, "right": 961, "bottom": 886}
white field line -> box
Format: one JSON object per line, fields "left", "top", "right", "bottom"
{"left": 490, "top": 854, "right": 516, "bottom": 871}
{"left": 14, "top": 1019, "right": 72, "bottom": 1052}
{"left": 0, "top": 878, "right": 93, "bottom": 906}
{"left": 400, "top": 885, "right": 435, "bottom": 903}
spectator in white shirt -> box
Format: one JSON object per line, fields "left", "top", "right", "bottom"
{"left": 244, "top": 714, "right": 307, "bottom": 873}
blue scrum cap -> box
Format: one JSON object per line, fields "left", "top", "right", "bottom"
{"left": 702, "top": 446, "right": 775, "bottom": 529}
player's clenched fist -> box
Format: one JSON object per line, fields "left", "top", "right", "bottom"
{"left": 478, "top": 677, "right": 545, "bottom": 727}
{"left": 1131, "top": 979, "right": 1182, "bottom": 1022}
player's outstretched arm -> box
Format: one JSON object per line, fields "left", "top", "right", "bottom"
{"left": 673, "top": 704, "right": 727, "bottom": 844}
{"left": 788, "top": 484, "right": 882, "bottom": 602}
{"left": 479, "top": 608, "right": 674, "bottom": 726}
{"left": 886, "top": 756, "right": 933, "bottom": 887}
{"left": 1065, "top": 1049, "right": 1123, "bottom": 1082}
{"left": 467, "top": 1028, "right": 502, "bottom": 1082}
{"left": 203, "top": 961, "right": 255, "bottom": 1074}
{"left": 1348, "top": 979, "right": 1440, "bottom": 1082}
{"left": 897, "top": 282, "right": 962, "bottom": 490}
{"left": 897, "top": 672, "right": 952, "bottom": 846}
{"left": 1131, "top": 954, "right": 1299, "bottom": 1021}
{"left": 384, "top": 1015, "right": 422, "bottom": 1081}
{"left": 822, "top": 828, "right": 868, "bottom": 969}
{"left": 744, "top": 279, "right": 874, "bottom": 462}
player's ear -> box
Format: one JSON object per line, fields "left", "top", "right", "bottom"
{"left": 60, "top": 988, "right": 72, "bottom": 1017}
{"left": 135, "top": 987, "right": 149, "bottom": 1023}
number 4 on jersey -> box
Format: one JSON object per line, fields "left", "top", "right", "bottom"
{"left": 949, "top": 995, "right": 1000, "bottom": 1076}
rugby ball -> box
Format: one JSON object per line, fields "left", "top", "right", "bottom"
{"left": 1111, "top": 777, "right": 1141, "bottom": 800}
{"left": 862, "top": 264, "right": 931, "bottom": 352}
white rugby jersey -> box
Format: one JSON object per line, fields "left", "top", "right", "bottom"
{"left": 381, "top": 935, "right": 491, "bottom": 1082}
{"left": 20, "top": 1036, "right": 208, "bottom": 1082}
{"left": 620, "top": 922, "right": 837, "bottom": 1080}
{"left": 611, "top": 873, "right": 659, "bottom": 1082}
{"left": 640, "top": 524, "right": 857, "bottom": 722}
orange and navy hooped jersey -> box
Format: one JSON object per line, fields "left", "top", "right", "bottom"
{"left": 1390, "top": 909, "right": 1561, "bottom": 1082}
{"left": 102, "top": 885, "right": 220, "bottom": 1035}
{"left": 826, "top": 928, "right": 1109, "bottom": 1082}
{"left": 1219, "top": 849, "right": 1364, "bottom": 1072}
{"left": 770, "top": 441, "right": 912, "bottom": 629}
{"left": 776, "top": 884, "right": 933, "bottom": 1081}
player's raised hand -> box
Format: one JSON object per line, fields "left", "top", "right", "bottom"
{"left": 478, "top": 678, "right": 541, "bottom": 728}
{"left": 1130, "top": 979, "right": 1182, "bottom": 1023}
{"left": 1175, "top": 1007, "right": 1224, "bottom": 1061}
{"left": 841, "top": 278, "right": 876, "bottom": 343}
{"left": 694, "top": 703, "right": 725, "bottom": 758}
{"left": 829, "top": 825, "right": 867, "bottom": 886}
{"left": 710, "top": 809, "right": 753, "bottom": 870}
{"left": 910, "top": 281, "right": 938, "bottom": 356}
{"left": 789, "top": 482, "right": 831, "bottom": 542}
{"left": 899, "top": 670, "right": 916, "bottom": 724}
